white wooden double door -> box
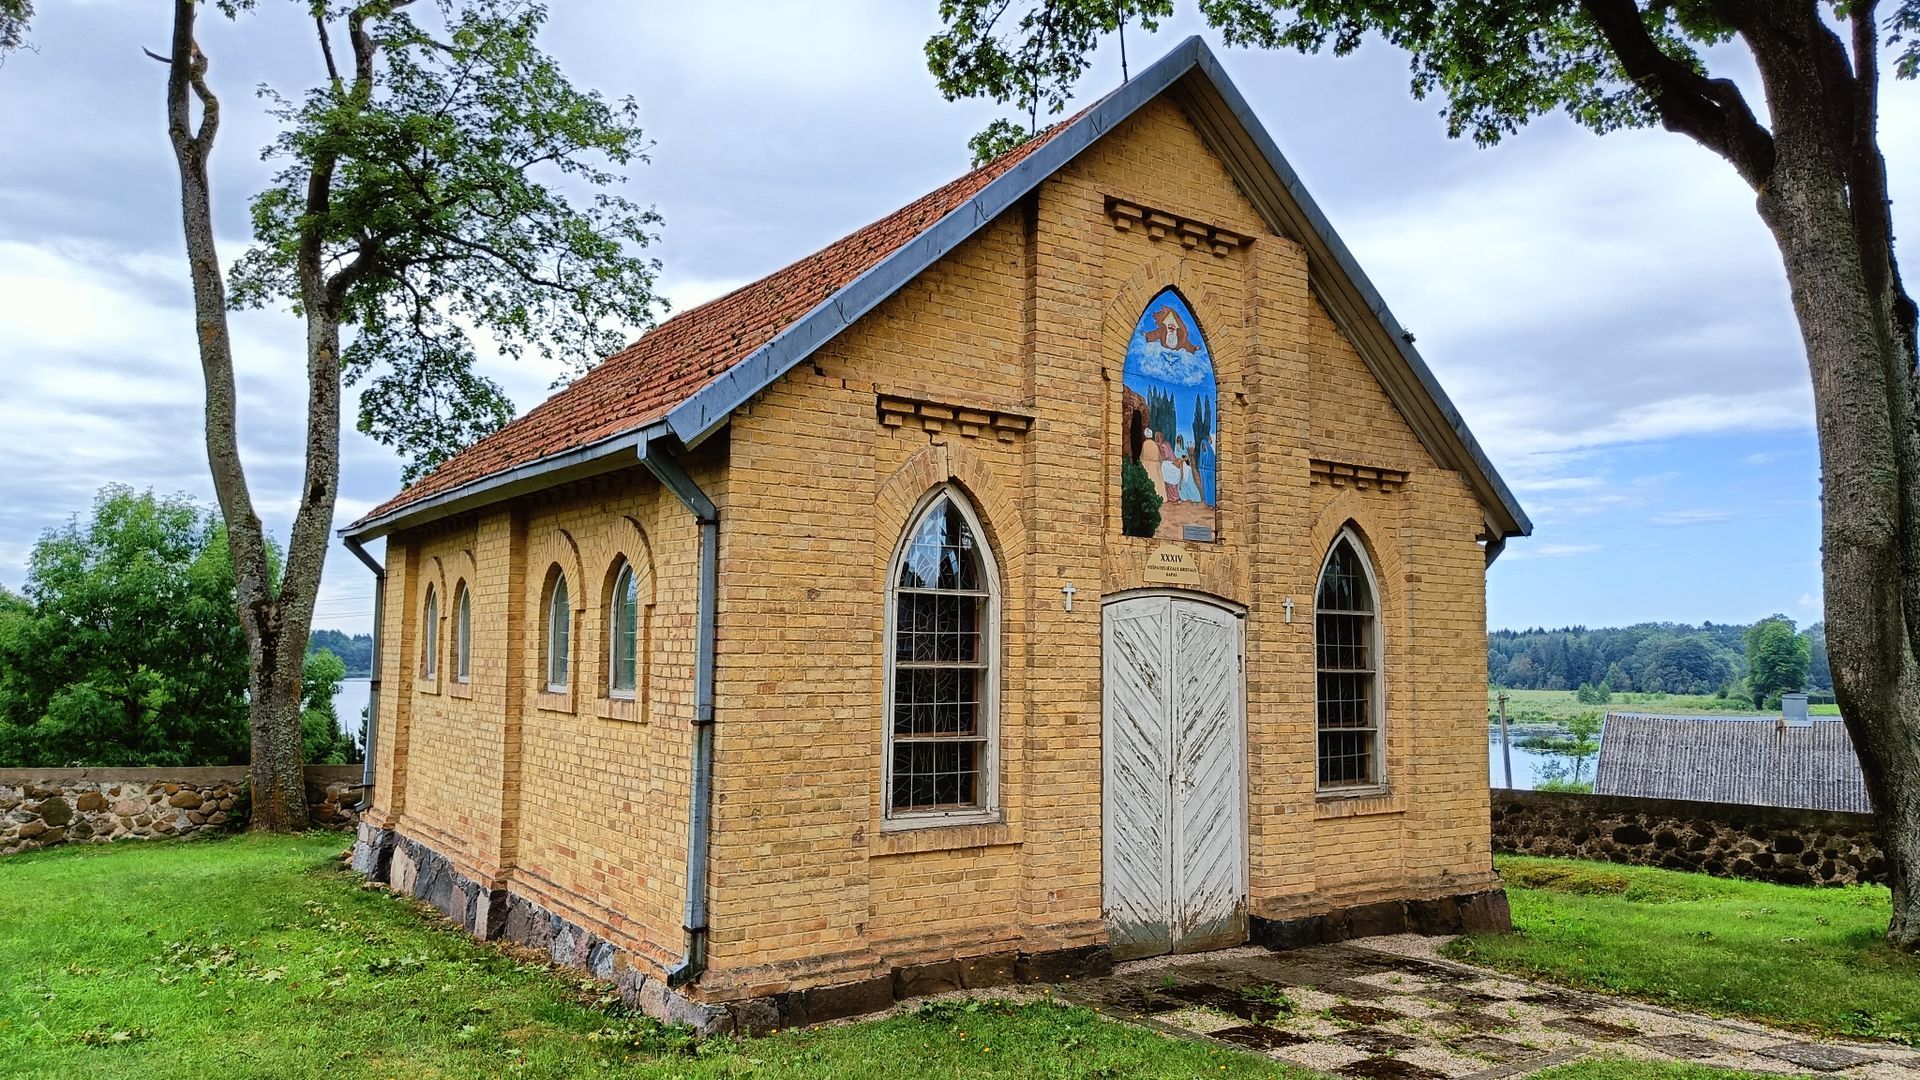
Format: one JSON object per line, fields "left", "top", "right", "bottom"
{"left": 1101, "top": 594, "right": 1247, "bottom": 960}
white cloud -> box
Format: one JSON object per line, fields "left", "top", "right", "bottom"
{"left": 1504, "top": 543, "right": 1601, "bottom": 561}
{"left": 1649, "top": 508, "right": 1738, "bottom": 527}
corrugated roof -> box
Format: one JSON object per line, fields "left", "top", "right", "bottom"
{"left": 1592, "top": 714, "right": 1871, "bottom": 813}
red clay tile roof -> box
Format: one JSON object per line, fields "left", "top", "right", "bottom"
{"left": 357, "top": 124, "right": 1072, "bottom": 526}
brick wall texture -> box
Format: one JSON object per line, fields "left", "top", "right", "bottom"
{"left": 365, "top": 96, "right": 1501, "bottom": 1003}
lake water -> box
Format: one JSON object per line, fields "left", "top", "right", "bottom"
{"left": 333, "top": 677, "right": 371, "bottom": 745}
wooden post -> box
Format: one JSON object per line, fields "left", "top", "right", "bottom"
{"left": 1497, "top": 691, "right": 1514, "bottom": 789}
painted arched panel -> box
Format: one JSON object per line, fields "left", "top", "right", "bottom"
{"left": 1119, "top": 289, "right": 1218, "bottom": 542}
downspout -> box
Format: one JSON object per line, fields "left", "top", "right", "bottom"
{"left": 342, "top": 535, "right": 386, "bottom": 800}
{"left": 637, "top": 438, "right": 718, "bottom": 988}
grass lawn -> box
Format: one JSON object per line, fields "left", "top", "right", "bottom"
{"left": 0, "top": 834, "right": 1298, "bottom": 1079}
{"left": 1446, "top": 856, "right": 1920, "bottom": 1044}
{"left": 1489, "top": 689, "right": 1768, "bottom": 730}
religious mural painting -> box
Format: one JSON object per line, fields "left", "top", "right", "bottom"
{"left": 1120, "top": 289, "right": 1218, "bottom": 541}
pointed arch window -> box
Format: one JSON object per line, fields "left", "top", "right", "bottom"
{"left": 1316, "top": 530, "right": 1383, "bottom": 789}
{"left": 609, "top": 561, "right": 640, "bottom": 698}
{"left": 884, "top": 488, "right": 1000, "bottom": 823}
{"left": 452, "top": 582, "right": 473, "bottom": 683}
{"left": 420, "top": 585, "right": 439, "bottom": 679}
{"left": 544, "top": 571, "right": 571, "bottom": 692}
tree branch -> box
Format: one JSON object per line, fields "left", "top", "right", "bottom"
{"left": 1578, "top": 0, "right": 1775, "bottom": 188}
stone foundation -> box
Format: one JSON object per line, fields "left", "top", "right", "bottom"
{"left": 1250, "top": 888, "right": 1513, "bottom": 950}
{"left": 1491, "top": 789, "right": 1886, "bottom": 887}
{"left": 356, "top": 823, "right": 1509, "bottom": 1035}
{"left": 1, "top": 766, "right": 362, "bottom": 855}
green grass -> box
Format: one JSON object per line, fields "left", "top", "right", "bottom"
{"left": 1447, "top": 856, "right": 1920, "bottom": 1044}
{"left": 0, "top": 835, "right": 1302, "bottom": 1079}
{"left": 1809, "top": 703, "right": 1842, "bottom": 716}
{"left": 1490, "top": 689, "right": 1770, "bottom": 730}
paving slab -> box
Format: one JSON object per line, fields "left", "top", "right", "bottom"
{"left": 1051, "top": 934, "right": 1918, "bottom": 1079}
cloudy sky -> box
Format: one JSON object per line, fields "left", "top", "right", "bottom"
{"left": 2, "top": 2, "right": 1913, "bottom": 637}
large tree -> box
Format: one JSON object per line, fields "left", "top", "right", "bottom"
{"left": 157, "top": 0, "right": 662, "bottom": 829}
{"left": 0, "top": 487, "right": 251, "bottom": 768}
{"left": 1748, "top": 614, "right": 1814, "bottom": 705}
{"left": 927, "top": 2, "right": 1920, "bottom": 948}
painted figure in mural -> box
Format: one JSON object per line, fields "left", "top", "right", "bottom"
{"left": 1119, "top": 289, "right": 1218, "bottom": 540}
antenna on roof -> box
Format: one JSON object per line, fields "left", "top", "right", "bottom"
{"left": 1117, "top": 2, "right": 1129, "bottom": 82}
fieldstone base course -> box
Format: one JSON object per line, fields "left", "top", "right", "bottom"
{"left": 2, "top": 765, "right": 361, "bottom": 855}
{"left": 354, "top": 825, "right": 1511, "bottom": 1035}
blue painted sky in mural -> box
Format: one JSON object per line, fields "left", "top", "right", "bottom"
{"left": 1124, "top": 290, "right": 1218, "bottom": 510}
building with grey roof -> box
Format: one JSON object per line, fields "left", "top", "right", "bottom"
{"left": 1592, "top": 713, "right": 1871, "bottom": 814}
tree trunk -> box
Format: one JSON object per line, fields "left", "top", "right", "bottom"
{"left": 1758, "top": 148, "right": 1920, "bottom": 952}
{"left": 161, "top": 0, "right": 316, "bottom": 831}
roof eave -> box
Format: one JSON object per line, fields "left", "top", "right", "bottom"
{"left": 340, "top": 421, "right": 668, "bottom": 542}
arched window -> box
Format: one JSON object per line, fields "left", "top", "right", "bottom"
{"left": 452, "top": 582, "right": 472, "bottom": 683}
{"left": 1316, "top": 530, "right": 1383, "bottom": 789}
{"left": 885, "top": 488, "right": 999, "bottom": 821}
{"left": 420, "top": 585, "right": 439, "bottom": 679}
{"left": 608, "top": 561, "right": 639, "bottom": 697}
{"left": 544, "top": 571, "right": 571, "bottom": 692}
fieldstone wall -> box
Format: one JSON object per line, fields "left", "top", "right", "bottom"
{"left": 0, "top": 765, "right": 362, "bottom": 855}
{"left": 1491, "top": 789, "right": 1886, "bottom": 887}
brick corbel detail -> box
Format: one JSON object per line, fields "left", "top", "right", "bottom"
{"left": 1309, "top": 458, "right": 1409, "bottom": 493}
{"left": 1105, "top": 196, "right": 1253, "bottom": 257}
{"left": 877, "top": 393, "right": 1034, "bottom": 442}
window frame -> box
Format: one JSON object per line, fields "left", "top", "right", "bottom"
{"left": 1313, "top": 527, "right": 1387, "bottom": 795}
{"left": 544, "top": 570, "right": 572, "bottom": 693}
{"left": 452, "top": 581, "right": 473, "bottom": 685}
{"left": 419, "top": 584, "right": 440, "bottom": 682}
{"left": 607, "top": 560, "right": 640, "bottom": 701}
{"left": 880, "top": 485, "right": 1002, "bottom": 830}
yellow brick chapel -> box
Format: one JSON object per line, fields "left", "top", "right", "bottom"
{"left": 344, "top": 38, "right": 1531, "bottom": 1033}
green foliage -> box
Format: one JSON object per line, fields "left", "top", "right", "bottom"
{"left": 228, "top": 0, "right": 666, "bottom": 482}
{"left": 1533, "top": 776, "right": 1593, "bottom": 793}
{"left": 967, "top": 117, "right": 1036, "bottom": 166}
{"left": 1745, "top": 615, "right": 1812, "bottom": 706}
{"left": 1449, "top": 856, "right": 1920, "bottom": 1044}
{"left": 0, "top": 836, "right": 1300, "bottom": 1078}
{"left": 309, "top": 629, "right": 373, "bottom": 677}
{"left": 1120, "top": 455, "right": 1163, "bottom": 537}
{"left": 299, "top": 650, "right": 360, "bottom": 766}
{"left": 1574, "top": 681, "right": 1612, "bottom": 705}
{"left": 1491, "top": 622, "right": 1760, "bottom": 695}
{"left": 0, "top": 487, "right": 250, "bottom": 767}
{"left": 0, "top": 0, "right": 29, "bottom": 55}
{"left": 924, "top": 0, "right": 1735, "bottom": 150}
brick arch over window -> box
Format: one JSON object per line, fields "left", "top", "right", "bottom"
{"left": 442, "top": 547, "right": 479, "bottom": 688}
{"left": 873, "top": 440, "right": 1025, "bottom": 584}
{"left": 1102, "top": 254, "right": 1248, "bottom": 393}
{"left": 416, "top": 555, "right": 447, "bottom": 684}
{"left": 527, "top": 528, "right": 586, "bottom": 703}
{"left": 589, "top": 516, "right": 656, "bottom": 714}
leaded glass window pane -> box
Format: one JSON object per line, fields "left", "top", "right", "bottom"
{"left": 1315, "top": 535, "right": 1380, "bottom": 789}
{"left": 454, "top": 585, "right": 472, "bottom": 682}
{"left": 421, "top": 588, "right": 438, "bottom": 678}
{"left": 887, "top": 495, "right": 993, "bottom": 816}
{"left": 610, "top": 563, "right": 638, "bottom": 695}
{"left": 547, "top": 574, "right": 570, "bottom": 690}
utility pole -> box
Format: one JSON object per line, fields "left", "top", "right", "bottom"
{"left": 1496, "top": 691, "right": 1514, "bottom": 789}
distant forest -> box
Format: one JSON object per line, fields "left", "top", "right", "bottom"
{"left": 1489, "top": 618, "right": 1831, "bottom": 698}
{"left": 309, "top": 630, "right": 373, "bottom": 678}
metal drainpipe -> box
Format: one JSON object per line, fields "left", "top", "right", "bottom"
{"left": 638, "top": 439, "right": 718, "bottom": 988}
{"left": 342, "top": 536, "right": 386, "bottom": 799}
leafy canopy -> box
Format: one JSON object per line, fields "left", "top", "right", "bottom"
{"left": 930, "top": 1, "right": 1920, "bottom": 152}
{"left": 1746, "top": 614, "right": 1813, "bottom": 706}
{"left": 0, "top": 487, "right": 250, "bottom": 767}
{"left": 228, "top": 0, "right": 664, "bottom": 481}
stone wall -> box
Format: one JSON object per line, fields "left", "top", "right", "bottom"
{"left": 0, "top": 765, "right": 362, "bottom": 855}
{"left": 1491, "top": 789, "right": 1886, "bottom": 887}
